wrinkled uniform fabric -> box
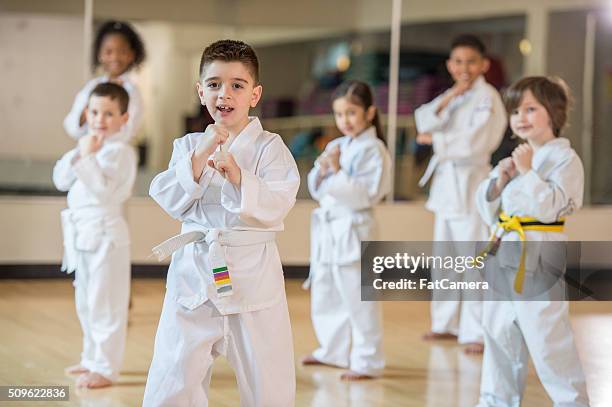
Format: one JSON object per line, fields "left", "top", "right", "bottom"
{"left": 307, "top": 126, "right": 391, "bottom": 376}
{"left": 474, "top": 138, "right": 589, "bottom": 407}
{"left": 53, "top": 132, "right": 136, "bottom": 380}
{"left": 143, "top": 118, "right": 300, "bottom": 407}
{"left": 415, "top": 76, "right": 506, "bottom": 343}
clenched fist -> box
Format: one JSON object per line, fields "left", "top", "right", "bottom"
{"left": 192, "top": 124, "right": 229, "bottom": 181}
{"left": 196, "top": 124, "right": 229, "bottom": 158}
{"left": 416, "top": 132, "right": 433, "bottom": 145}
{"left": 326, "top": 145, "right": 341, "bottom": 174}
{"left": 208, "top": 151, "right": 242, "bottom": 186}
{"left": 79, "top": 133, "right": 104, "bottom": 157}
{"left": 511, "top": 143, "right": 533, "bottom": 175}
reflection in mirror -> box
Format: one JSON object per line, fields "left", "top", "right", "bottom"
{"left": 1, "top": 7, "right": 524, "bottom": 202}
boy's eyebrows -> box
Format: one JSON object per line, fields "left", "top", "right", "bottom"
{"left": 204, "top": 76, "right": 249, "bottom": 84}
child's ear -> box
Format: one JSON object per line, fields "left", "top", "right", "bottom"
{"left": 250, "top": 84, "right": 263, "bottom": 108}
{"left": 196, "top": 81, "right": 205, "bottom": 104}
{"left": 366, "top": 106, "right": 377, "bottom": 123}
{"left": 481, "top": 58, "right": 490, "bottom": 74}
{"left": 121, "top": 111, "right": 129, "bottom": 125}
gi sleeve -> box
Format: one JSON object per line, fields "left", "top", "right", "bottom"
{"left": 318, "top": 145, "right": 391, "bottom": 210}
{"left": 63, "top": 80, "right": 97, "bottom": 140}
{"left": 307, "top": 163, "right": 332, "bottom": 202}
{"left": 306, "top": 140, "right": 341, "bottom": 202}
{"left": 52, "top": 148, "right": 80, "bottom": 192}
{"left": 122, "top": 82, "right": 144, "bottom": 141}
{"left": 431, "top": 95, "right": 507, "bottom": 163}
{"left": 149, "top": 137, "right": 214, "bottom": 220}
{"left": 475, "top": 166, "right": 502, "bottom": 226}
{"left": 73, "top": 144, "right": 137, "bottom": 204}
{"left": 414, "top": 92, "right": 453, "bottom": 134}
{"left": 220, "top": 137, "right": 300, "bottom": 228}
{"left": 502, "top": 152, "right": 584, "bottom": 223}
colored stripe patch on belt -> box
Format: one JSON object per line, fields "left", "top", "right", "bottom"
{"left": 213, "top": 266, "right": 233, "bottom": 296}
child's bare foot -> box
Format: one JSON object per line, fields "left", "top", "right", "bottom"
{"left": 65, "top": 364, "right": 89, "bottom": 375}
{"left": 340, "top": 370, "right": 375, "bottom": 381}
{"left": 464, "top": 343, "right": 484, "bottom": 354}
{"left": 301, "top": 354, "right": 337, "bottom": 367}
{"left": 76, "top": 372, "right": 112, "bottom": 389}
{"left": 422, "top": 331, "right": 458, "bottom": 341}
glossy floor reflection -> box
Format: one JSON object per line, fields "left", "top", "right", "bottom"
{"left": 0, "top": 279, "right": 610, "bottom": 406}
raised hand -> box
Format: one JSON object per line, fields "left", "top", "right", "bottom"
{"left": 450, "top": 80, "right": 472, "bottom": 97}
{"left": 196, "top": 124, "right": 229, "bottom": 158}
{"left": 416, "top": 132, "right": 433, "bottom": 145}
{"left": 208, "top": 151, "right": 242, "bottom": 186}
{"left": 326, "top": 145, "right": 341, "bottom": 174}
{"left": 436, "top": 81, "right": 473, "bottom": 115}
{"left": 78, "top": 133, "right": 104, "bottom": 157}
{"left": 316, "top": 153, "right": 331, "bottom": 177}
{"left": 192, "top": 124, "right": 229, "bottom": 181}
{"left": 511, "top": 143, "right": 534, "bottom": 175}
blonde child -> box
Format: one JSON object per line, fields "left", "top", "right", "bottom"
{"left": 303, "top": 80, "right": 391, "bottom": 380}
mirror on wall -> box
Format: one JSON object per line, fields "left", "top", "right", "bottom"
{"left": 4, "top": 1, "right": 607, "bottom": 203}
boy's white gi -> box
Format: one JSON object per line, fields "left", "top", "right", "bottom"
{"left": 52, "top": 131, "right": 137, "bottom": 380}
{"left": 64, "top": 73, "right": 143, "bottom": 142}
{"left": 143, "top": 118, "right": 300, "bottom": 407}
{"left": 307, "top": 126, "right": 391, "bottom": 376}
{"left": 475, "top": 137, "right": 589, "bottom": 407}
{"left": 415, "top": 76, "right": 507, "bottom": 343}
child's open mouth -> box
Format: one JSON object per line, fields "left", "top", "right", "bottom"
{"left": 217, "top": 105, "right": 234, "bottom": 114}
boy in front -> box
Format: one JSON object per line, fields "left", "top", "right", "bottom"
{"left": 143, "top": 40, "right": 299, "bottom": 406}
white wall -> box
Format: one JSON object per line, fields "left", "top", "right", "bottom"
{"left": 1, "top": 197, "right": 611, "bottom": 266}
{"left": 0, "top": 14, "right": 83, "bottom": 161}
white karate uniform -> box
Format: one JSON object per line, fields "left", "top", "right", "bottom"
{"left": 64, "top": 73, "right": 143, "bottom": 143}
{"left": 475, "top": 138, "right": 589, "bottom": 407}
{"left": 307, "top": 126, "right": 391, "bottom": 376}
{"left": 415, "top": 76, "right": 507, "bottom": 343}
{"left": 52, "top": 131, "right": 137, "bottom": 381}
{"left": 143, "top": 118, "right": 300, "bottom": 407}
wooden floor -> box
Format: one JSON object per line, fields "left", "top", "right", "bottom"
{"left": 0, "top": 279, "right": 610, "bottom": 407}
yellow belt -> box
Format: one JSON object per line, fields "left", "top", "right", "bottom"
{"left": 481, "top": 212, "right": 565, "bottom": 293}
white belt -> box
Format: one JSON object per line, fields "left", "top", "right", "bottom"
{"left": 418, "top": 154, "right": 439, "bottom": 187}
{"left": 418, "top": 155, "right": 490, "bottom": 187}
{"left": 60, "top": 206, "right": 121, "bottom": 274}
{"left": 304, "top": 207, "right": 369, "bottom": 289}
{"left": 152, "top": 226, "right": 275, "bottom": 297}
{"left": 312, "top": 206, "right": 357, "bottom": 222}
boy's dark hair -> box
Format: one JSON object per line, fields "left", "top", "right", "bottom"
{"left": 90, "top": 82, "right": 130, "bottom": 114}
{"left": 199, "top": 40, "right": 259, "bottom": 84}
{"left": 93, "top": 20, "right": 146, "bottom": 71}
{"left": 451, "top": 34, "right": 486, "bottom": 57}
{"left": 504, "top": 76, "right": 571, "bottom": 137}
{"left": 332, "top": 80, "right": 385, "bottom": 145}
